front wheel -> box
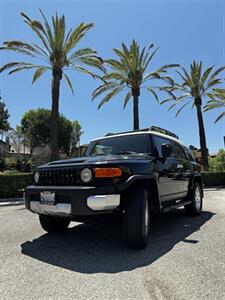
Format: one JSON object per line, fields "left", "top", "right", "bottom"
{"left": 124, "top": 187, "right": 150, "bottom": 249}
{"left": 185, "top": 183, "right": 203, "bottom": 216}
{"left": 39, "top": 215, "right": 70, "bottom": 233}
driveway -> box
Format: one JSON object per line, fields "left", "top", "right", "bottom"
{"left": 0, "top": 189, "right": 224, "bottom": 299}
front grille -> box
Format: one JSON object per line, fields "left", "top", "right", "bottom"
{"left": 39, "top": 169, "right": 78, "bottom": 186}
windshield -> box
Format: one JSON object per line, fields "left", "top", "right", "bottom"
{"left": 86, "top": 134, "right": 151, "bottom": 157}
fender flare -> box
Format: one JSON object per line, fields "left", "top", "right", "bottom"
{"left": 116, "top": 175, "right": 161, "bottom": 213}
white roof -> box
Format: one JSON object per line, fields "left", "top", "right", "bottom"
{"left": 92, "top": 130, "right": 184, "bottom": 146}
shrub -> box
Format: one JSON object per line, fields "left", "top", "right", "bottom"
{"left": 4, "top": 157, "right": 17, "bottom": 170}
{"left": 0, "top": 173, "right": 33, "bottom": 198}
{"left": 209, "top": 149, "right": 225, "bottom": 172}
{"left": 201, "top": 172, "right": 225, "bottom": 187}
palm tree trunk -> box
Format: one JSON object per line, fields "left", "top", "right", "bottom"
{"left": 132, "top": 88, "right": 140, "bottom": 130}
{"left": 195, "top": 98, "right": 209, "bottom": 171}
{"left": 50, "top": 69, "right": 61, "bottom": 161}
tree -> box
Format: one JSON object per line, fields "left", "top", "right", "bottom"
{"left": 161, "top": 61, "right": 225, "bottom": 171}
{"left": 20, "top": 108, "right": 80, "bottom": 155}
{"left": 0, "top": 10, "right": 104, "bottom": 160}
{"left": 70, "top": 120, "right": 83, "bottom": 155}
{"left": 7, "top": 126, "right": 27, "bottom": 154}
{"left": 0, "top": 100, "right": 10, "bottom": 140}
{"left": 204, "top": 88, "right": 225, "bottom": 123}
{"left": 209, "top": 149, "right": 225, "bottom": 172}
{"left": 92, "top": 40, "right": 178, "bottom": 130}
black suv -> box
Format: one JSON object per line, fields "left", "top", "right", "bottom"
{"left": 25, "top": 126, "right": 203, "bottom": 249}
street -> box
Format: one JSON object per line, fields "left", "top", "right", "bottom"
{"left": 0, "top": 189, "right": 225, "bottom": 300}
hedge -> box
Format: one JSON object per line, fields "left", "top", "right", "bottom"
{"left": 0, "top": 173, "right": 33, "bottom": 198}
{"left": 201, "top": 172, "right": 225, "bottom": 187}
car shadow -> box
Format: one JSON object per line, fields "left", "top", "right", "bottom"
{"left": 21, "top": 210, "right": 213, "bottom": 274}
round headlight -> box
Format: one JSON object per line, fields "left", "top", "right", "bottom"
{"left": 80, "top": 168, "right": 92, "bottom": 183}
{"left": 34, "top": 171, "right": 40, "bottom": 183}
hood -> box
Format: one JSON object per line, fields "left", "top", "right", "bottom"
{"left": 39, "top": 154, "right": 151, "bottom": 168}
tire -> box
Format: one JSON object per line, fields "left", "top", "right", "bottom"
{"left": 185, "top": 183, "right": 203, "bottom": 216}
{"left": 124, "top": 186, "right": 150, "bottom": 249}
{"left": 39, "top": 215, "right": 70, "bottom": 233}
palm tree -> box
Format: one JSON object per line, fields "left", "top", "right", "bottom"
{"left": 0, "top": 10, "right": 104, "bottom": 160}
{"left": 92, "top": 40, "right": 178, "bottom": 130}
{"left": 161, "top": 61, "right": 225, "bottom": 170}
{"left": 204, "top": 88, "right": 225, "bottom": 123}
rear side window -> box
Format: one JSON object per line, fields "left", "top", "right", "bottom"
{"left": 184, "top": 147, "right": 196, "bottom": 162}
{"left": 174, "top": 143, "right": 187, "bottom": 160}
{"left": 153, "top": 135, "right": 176, "bottom": 158}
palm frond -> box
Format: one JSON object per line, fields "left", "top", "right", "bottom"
{"left": 0, "top": 62, "right": 36, "bottom": 73}
{"left": 74, "top": 56, "right": 105, "bottom": 72}
{"left": 63, "top": 72, "right": 74, "bottom": 95}
{"left": 8, "top": 65, "right": 41, "bottom": 75}
{"left": 142, "top": 47, "right": 159, "bottom": 73}
{"left": 175, "top": 102, "right": 190, "bottom": 117}
{"left": 160, "top": 98, "right": 174, "bottom": 105}
{"left": 32, "top": 67, "right": 48, "bottom": 84}
{"left": 214, "top": 111, "right": 225, "bottom": 123}
{"left": 205, "top": 78, "right": 222, "bottom": 91}
{"left": 39, "top": 9, "right": 54, "bottom": 49}
{"left": 69, "top": 48, "right": 97, "bottom": 60}
{"left": 21, "top": 12, "right": 51, "bottom": 53}
{"left": 97, "top": 87, "right": 124, "bottom": 109}
{"left": 123, "top": 91, "right": 132, "bottom": 108}
{"left": 92, "top": 82, "right": 118, "bottom": 100}
{"left": 147, "top": 88, "right": 159, "bottom": 103}
{"left": 64, "top": 22, "right": 94, "bottom": 54}
{"left": 200, "top": 65, "right": 214, "bottom": 86}
{"left": 207, "top": 66, "right": 225, "bottom": 84}
{"left": 103, "top": 72, "right": 127, "bottom": 82}
{"left": 72, "top": 65, "right": 104, "bottom": 81}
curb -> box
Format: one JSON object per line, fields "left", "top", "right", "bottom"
{"left": 0, "top": 200, "right": 24, "bottom": 207}
{"left": 0, "top": 197, "right": 24, "bottom": 207}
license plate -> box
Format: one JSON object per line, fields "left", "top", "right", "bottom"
{"left": 40, "top": 191, "right": 55, "bottom": 205}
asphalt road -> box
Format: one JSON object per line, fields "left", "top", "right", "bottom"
{"left": 0, "top": 189, "right": 225, "bottom": 300}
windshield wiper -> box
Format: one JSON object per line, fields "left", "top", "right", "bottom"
{"left": 114, "top": 151, "right": 139, "bottom": 155}
{"left": 115, "top": 151, "right": 152, "bottom": 156}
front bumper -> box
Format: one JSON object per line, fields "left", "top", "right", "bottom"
{"left": 25, "top": 185, "right": 121, "bottom": 217}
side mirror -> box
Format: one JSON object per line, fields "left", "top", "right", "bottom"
{"left": 161, "top": 143, "right": 173, "bottom": 158}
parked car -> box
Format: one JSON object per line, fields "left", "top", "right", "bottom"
{"left": 25, "top": 126, "right": 203, "bottom": 249}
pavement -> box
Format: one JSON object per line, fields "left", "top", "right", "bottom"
{"left": 0, "top": 189, "right": 224, "bottom": 300}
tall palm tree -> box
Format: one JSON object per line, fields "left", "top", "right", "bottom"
{"left": 0, "top": 10, "right": 104, "bottom": 160}
{"left": 92, "top": 40, "right": 178, "bottom": 130}
{"left": 204, "top": 88, "right": 225, "bottom": 123}
{"left": 161, "top": 61, "right": 225, "bottom": 170}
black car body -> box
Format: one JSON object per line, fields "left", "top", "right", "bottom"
{"left": 25, "top": 126, "right": 203, "bottom": 249}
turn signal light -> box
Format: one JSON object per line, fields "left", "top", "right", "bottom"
{"left": 94, "top": 167, "right": 122, "bottom": 178}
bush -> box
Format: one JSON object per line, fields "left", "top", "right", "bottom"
{"left": 209, "top": 149, "right": 225, "bottom": 172}
{"left": 4, "top": 157, "right": 17, "bottom": 170}
{"left": 201, "top": 172, "right": 225, "bottom": 187}
{"left": 0, "top": 173, "right": 33, "bottom": 198}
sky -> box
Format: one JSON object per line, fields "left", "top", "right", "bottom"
{"left": 0, "top": 0, "right": 225, "bottom": 153}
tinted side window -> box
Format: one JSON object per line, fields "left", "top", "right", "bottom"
{"left": 153, "top": 135, "right": 175, "bottom": 158}
{"left": 184, "top": 147, "right": 196, "bottom": 162}
{"left": 174, "top": 143, "right": 187, "bottom": 160}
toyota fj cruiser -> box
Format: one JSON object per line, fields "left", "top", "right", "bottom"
{"left": 25, "top": 126, "right": 203, "bottom": 249}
